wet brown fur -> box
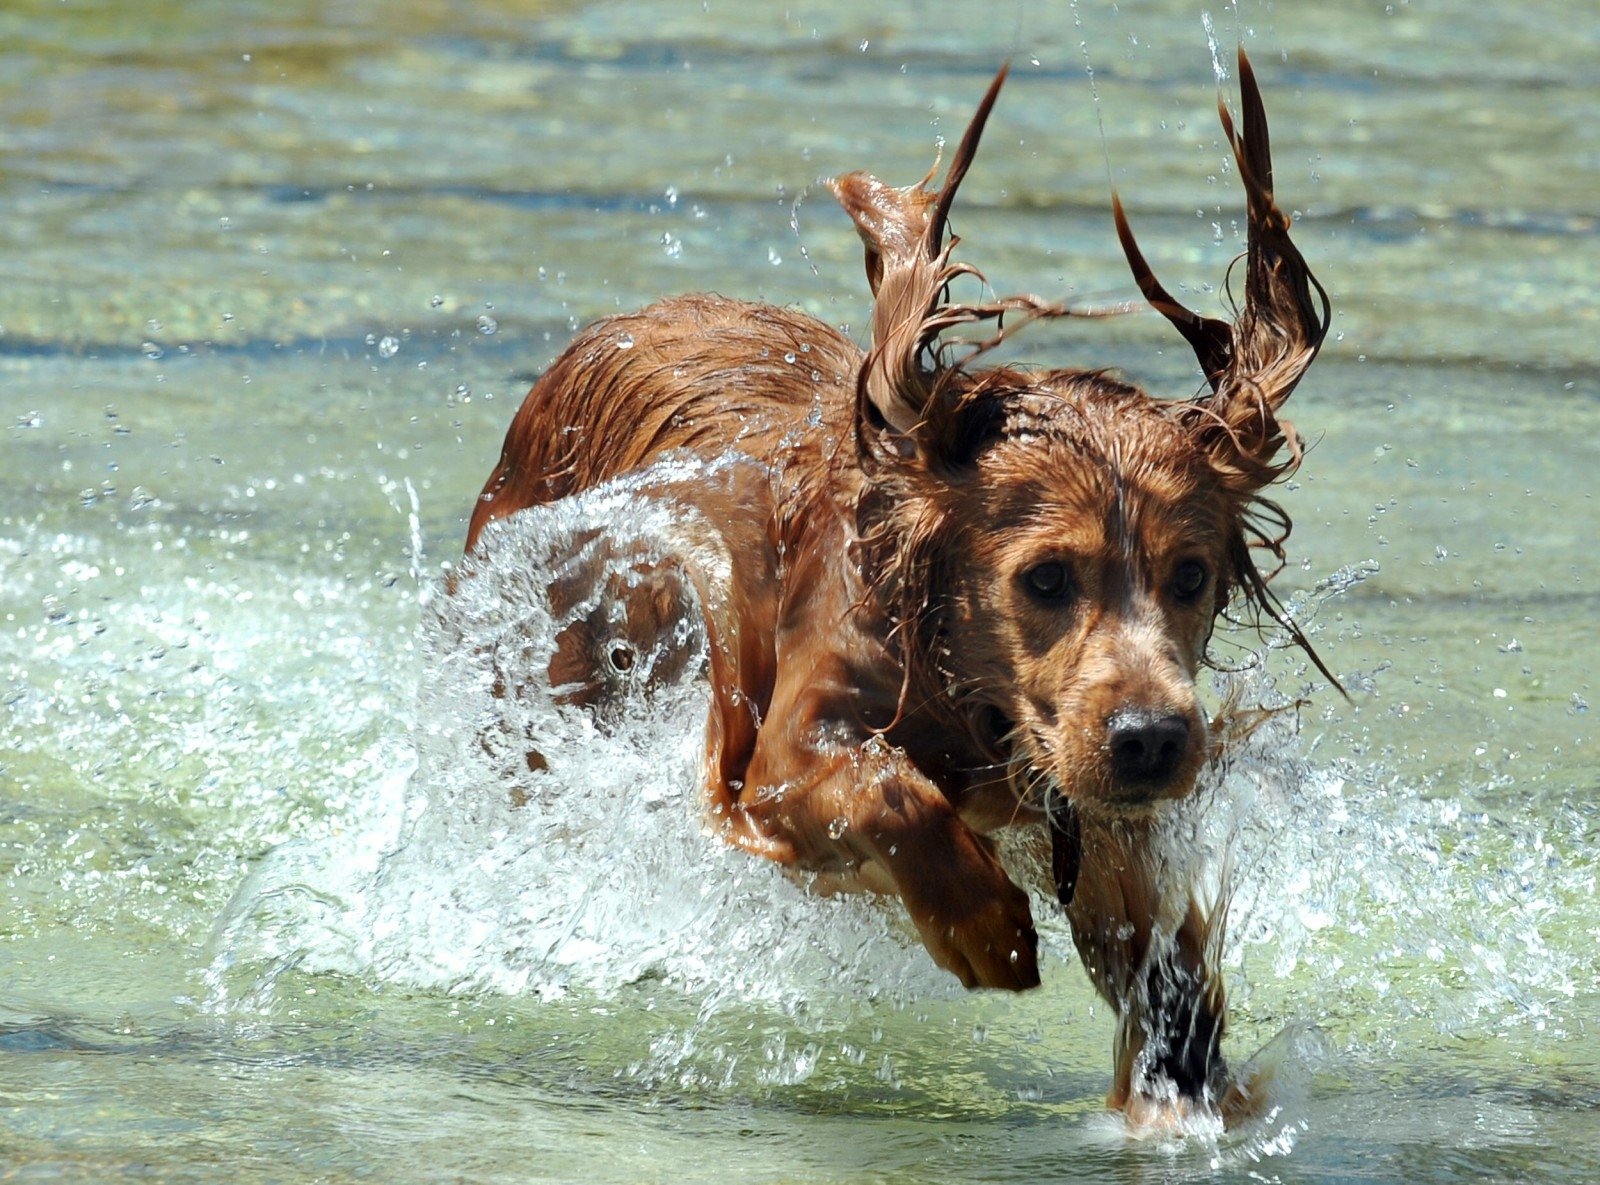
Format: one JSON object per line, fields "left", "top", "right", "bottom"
{"left": 465, "top": 51, "right": 1329, "bottom": 1122}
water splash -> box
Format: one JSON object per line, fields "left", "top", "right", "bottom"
{"left": 1200, "top": 12, "right": 1232, "bottom": 86}
{"left": 1067, "top": 0, "right": 1115, "bottom": 186}
{"left": 197, "top": 473, "right": 1597, "bottom": 1123}
{"left": 207, "top": 465, "right": 965, "bottom": 1017}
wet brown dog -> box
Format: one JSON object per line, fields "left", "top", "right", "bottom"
{"left": 465, "top": 51, "right": 1329, "bottom": 1121}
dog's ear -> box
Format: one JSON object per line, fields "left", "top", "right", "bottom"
{"left": 830, "top": 67, "right": 1067, "bottom": 468}
{"left": 1114, "top": 48, "right": 1330, "bottom": 492}
{"left": 827, "top": 66, "right": 1007, "bottom": 460}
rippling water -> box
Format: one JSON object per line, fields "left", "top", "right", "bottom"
{"left": 4, "top": 1, "right": 1598, "bottom": 1180}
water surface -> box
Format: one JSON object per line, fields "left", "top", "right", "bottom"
{"left": 4, "top": 1, "right": 1598, "bottom": 1180}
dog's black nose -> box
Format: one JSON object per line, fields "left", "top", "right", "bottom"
{"left": 1107, "top": 709, "right": 1191, "bottom": 785}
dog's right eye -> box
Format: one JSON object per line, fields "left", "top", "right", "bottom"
{"left": 1171, "top": 559, "right": 1209, "bottom": 603}
{"left": 1023, "top": 561, "right": 1073, "bottom": 602}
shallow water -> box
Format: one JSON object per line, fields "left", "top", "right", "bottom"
{"left": 3, "top": 0, "right": 1598, "bottom": 1181}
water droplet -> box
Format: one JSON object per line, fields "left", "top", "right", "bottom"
{"left": 377, "top": 335, "right": 400, "bottom": 358}
{"left": 141, "top": 342, "right": 163, "bottom": 360}
{"left": 476, "top": 314, "right": 498, "bottom": 336}
{"left": 430, "top": 294, "right": 444, "bottom": 308}
{"left": 767, "top": 247, "right": 782, "bottom": 266}
{"left": 615, "top": 333, "right": 635, "bottom": 350}
{"left": 826, "top": 816, "right": 848, "bottom": 840}
{"left": 783, "top": 351, "right": 796, "bottom": 364}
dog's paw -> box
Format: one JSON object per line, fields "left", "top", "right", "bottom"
{"left": 944, "top": 898, "right": 1041, "bottom": 992}
{"left": 1119, "top": 1089, "right": 1225, "bottom": 1138}
{"left": 1117, "top": 1065, "right": 1269, "bottom": 1137}
{"left": 907, "top": 858, "right": 1040, "bottom": 992}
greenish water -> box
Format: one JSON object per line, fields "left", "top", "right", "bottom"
{"left": 3, "top": 1, "right": 1598, "bottom": 1181}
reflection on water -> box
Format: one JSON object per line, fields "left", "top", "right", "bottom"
{"left": 3, "top": 0, "right": 1599, "bottom": 1181}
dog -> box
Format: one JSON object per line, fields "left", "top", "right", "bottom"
{"left": 463, "top": 50, "right": 1330, "bottom": 1122}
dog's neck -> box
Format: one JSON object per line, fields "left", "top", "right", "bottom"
{"left": 840, "top": 478, "right": 1005, "bottom": 796}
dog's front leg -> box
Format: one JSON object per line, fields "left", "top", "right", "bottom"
{"left": 1065, "top": 814, "right": 1234, "bottom": 1124}
{"left": 738, "top": 737, "right": 1040, "bottom": 992}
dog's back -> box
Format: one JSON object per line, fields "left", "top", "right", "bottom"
{"left": 466, "top": 294, "right": 861, "bottom": 551}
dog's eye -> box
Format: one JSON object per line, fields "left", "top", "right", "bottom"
{"left": 978, "top": 704, "right": 1015, "bottom": 746}
{"left": 1023, "top": 561, "right": 1073, "bottom": 602}
{"left": 1171, "top": 560, "right": 1209, "bottom": 602}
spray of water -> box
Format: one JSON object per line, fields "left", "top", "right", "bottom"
{"left": 1199, "top": 12, "right": 1232, "bottom": 86}
{"left": 197, "top": 457, "right": 1594, "bottom": 1133}
{"left": 206, "top": 466, "right": 972, "bottom": 1020}
{"left": 1067, "top": 0, "right": 1116, "bottom": 188}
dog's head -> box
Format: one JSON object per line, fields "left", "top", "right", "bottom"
{"left": 832, "top": 52, "right": 1330, "bottom": 817}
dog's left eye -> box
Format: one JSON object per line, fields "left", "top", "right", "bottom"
{"left": 1023, "top": 561, "right": 1073, "bottom": 601}
{"left": 1171, "top": 560, "right": 1209, "bottom": 602}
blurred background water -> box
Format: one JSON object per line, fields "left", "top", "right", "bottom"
{"left": 2, "top": 1, "right": 1597, "bottom": 1180}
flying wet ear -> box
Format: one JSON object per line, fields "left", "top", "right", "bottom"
{"left": 828, "top": 66, "right": 1077, "bottom": 468}
{"left": 828, "top": 169, "right": 940, "bottom": 303}
{"left": 1113, "top": 47, "right": 1331, "bottom": 490}
{"left": 1114, "top": 48, "right": 1342, "bottom": 694}
{"left": 826, "top": 66, "right": 1007, "bottom": 450}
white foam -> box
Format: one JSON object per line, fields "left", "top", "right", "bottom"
{"left": 203, "top": 485, "right": 1592, "bottom": 1094}
{"left": 208, "top": 471, "right": 966, "bottom": 1014}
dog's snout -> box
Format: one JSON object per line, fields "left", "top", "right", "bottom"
{"left": 1107, "top": 709, "right": 1191, "bottom": 786}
